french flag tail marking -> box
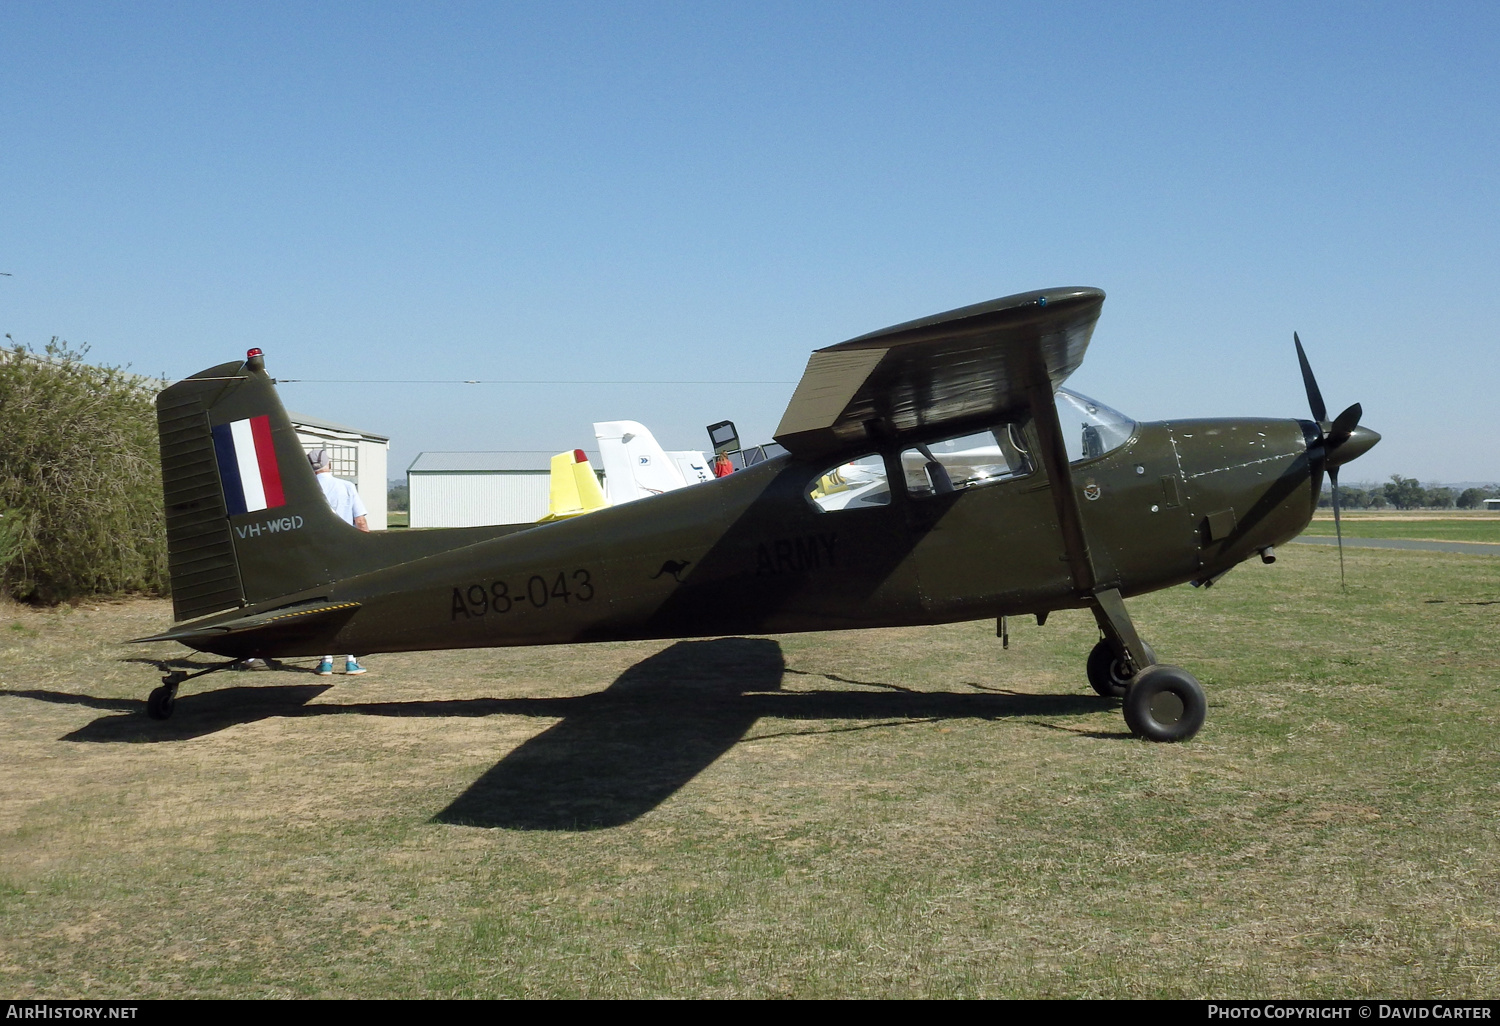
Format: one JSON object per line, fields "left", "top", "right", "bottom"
{"left": 211, "top": 415, "right": 286, "bottom": 516}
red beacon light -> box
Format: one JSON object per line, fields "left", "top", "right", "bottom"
{"left": 247, "top": 348, "right": 263, "bottom": 359}
{"left": 245, "top": 348, "right": 266, "bottom": 372}
{"left": 573, "top": 449, "right": 587, "bottom": 463}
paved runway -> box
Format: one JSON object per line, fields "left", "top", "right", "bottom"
{"left": 1291, "top": 537, "right": 1500, "bottom": 556}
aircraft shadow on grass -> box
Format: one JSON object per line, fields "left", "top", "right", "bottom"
{"left": 4, "top": 638, "right": 1115, "bottom": 831}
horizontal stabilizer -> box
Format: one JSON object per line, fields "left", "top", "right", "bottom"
{"left": 131, "top": 601, "right": 361, "bottom": 651}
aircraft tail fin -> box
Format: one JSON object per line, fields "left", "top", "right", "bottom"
{"left": 540, "top": 449, "right": 608, "bottom": 521}
{"left": 593, "top": 420, "right": 708, "bottom": 505}
{"left": 156, "top": 349, "right": 369, "bottom": 622}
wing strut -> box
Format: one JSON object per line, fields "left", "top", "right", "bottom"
{"left": 1023, "top": 358, "right": 1095, "bottom": 596}
{"left": 1022, "top": 356, "right": 1153, "bottom": 672}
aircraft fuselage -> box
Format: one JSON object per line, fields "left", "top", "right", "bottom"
{"left": 193, "top": 414, "right": 1318, "bottom": 660}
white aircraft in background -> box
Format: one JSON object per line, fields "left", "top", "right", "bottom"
{"left": 592, "top": 420, "right": 712, "bottom": 504}
{"left": 541, "top": 421, "right": 712, "bottom": 520}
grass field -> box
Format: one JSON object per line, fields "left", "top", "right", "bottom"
{"left": 1, "top": 544, "right": 1497, "bottom": 998}
{"left": 1302, "top": 511, "right": 1500, "bottom": 544}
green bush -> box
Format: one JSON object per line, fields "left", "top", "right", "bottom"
{"left": 387, "top": 479, "right": 409, "bottom": 512}
{"left": 0, "top": 340, "right": 167, "bottom": 603}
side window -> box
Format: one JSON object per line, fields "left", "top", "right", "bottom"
{"left": 901, "top": 425, "right": 1032, "bottom": 499}
{"left": 807, "top": 454, "right": 891, "bottom": 512}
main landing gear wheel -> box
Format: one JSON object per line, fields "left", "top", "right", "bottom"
{"left": 1086, "top": 638, "right": 1156, "bottom": 698}
{"left": 1122, "top": 665, "right": 1206, "bottom": 743}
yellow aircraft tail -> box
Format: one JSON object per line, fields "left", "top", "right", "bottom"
{"left": 540, "top": 449, "right": 608, "bottom": 521}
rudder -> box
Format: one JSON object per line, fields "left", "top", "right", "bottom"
{"left": 157, "top": 350, "right": 367, "bottom": 621}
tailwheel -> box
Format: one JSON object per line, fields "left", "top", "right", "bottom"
{"left": 147, "top": 675, "right": 183, "bottom": 721}
{"left": 1086, "top": 638, "right": 1156, "bottom": 698}
{"left": 1122, "top": 664, "right": 1205, "bottom": 742}
{"left": 143, "top": 661, "right": 236, "bottom": 720}
{"left": 147, "top": 684, "right": 177, "bottom": 721}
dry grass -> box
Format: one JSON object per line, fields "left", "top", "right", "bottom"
{"left": 1, "top": 545, "right": 1497, "bottom": 998}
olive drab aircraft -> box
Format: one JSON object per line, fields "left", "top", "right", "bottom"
{"left": 134, "top": 287, "right": 1379, "bottom": 742}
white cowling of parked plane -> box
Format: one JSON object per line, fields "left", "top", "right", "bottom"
{"left": 592, "top": 420, "right": 712, "bottom": 505}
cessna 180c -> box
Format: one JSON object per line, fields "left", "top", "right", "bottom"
{"left": 136, "top": 287, "right": 1378, "bottom": 742}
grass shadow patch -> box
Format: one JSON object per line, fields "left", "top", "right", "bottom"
{"left": 434, "top": 639, "right": 1115, "bottom": 832}
{"left": 20, "top": 684, "right": 335, "bottom": 742}
{"left": 435, "top": 637, "right": 785, "bottom": 831}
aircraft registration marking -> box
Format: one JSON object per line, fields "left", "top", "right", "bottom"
{"left": 451, "top": 569, "right": 595, "bottom": 620}
{"left": 234, "top": 514, "right": 305, "bottom": 539}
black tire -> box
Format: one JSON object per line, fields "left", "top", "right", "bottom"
{"left": 1086, "top": 638, "right": 1156, "bottom": 698}
{"left": 1122, "top": 664, "right": 1205, "bottom": 742}
{"left": 146, "top": 685, "right": 175, "bottom": 721}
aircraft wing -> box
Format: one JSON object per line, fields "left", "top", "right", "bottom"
{"left": 773, "top": 287, "right": 1104, "bottom": 458}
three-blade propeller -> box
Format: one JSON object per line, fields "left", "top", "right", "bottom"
{"left": 1294, "top": 333, "right": 1379, "bottom": 589}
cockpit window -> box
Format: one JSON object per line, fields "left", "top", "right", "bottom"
{"left": 901, "top": 425, "right": 1033, "bottom": 499}
{"left": 807, "top": 454, "right": 891, "bottom": 512}
{"left": 1055, "top": 388, "right": 1135, "bottom": 463}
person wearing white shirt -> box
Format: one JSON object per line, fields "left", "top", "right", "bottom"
{"left": 309, "top": 449, "right": 370, "bottom": 675}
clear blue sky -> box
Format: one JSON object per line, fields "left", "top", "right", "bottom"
{"left": 3, "top": 2, "right": 1497, "bottom": 483}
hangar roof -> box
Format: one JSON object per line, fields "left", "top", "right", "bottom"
{"left": 288, "top": 411, "right": 389, "bottom": 443}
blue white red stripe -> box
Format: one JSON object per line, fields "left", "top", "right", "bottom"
{"left": 211, "top": 415, "right": 286, "bottom": 515}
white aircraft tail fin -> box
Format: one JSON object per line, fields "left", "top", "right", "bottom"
{"left": 593, "top": 420, "right": 708, "bottom": 505}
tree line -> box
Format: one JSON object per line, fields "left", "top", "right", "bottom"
{"left": 0, "top": 340, "right": 168, "bottom": 603}
{"left": 1318, "top": 476, "right": 1500, "bottom": 511}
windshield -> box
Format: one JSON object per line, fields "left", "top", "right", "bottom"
{"left": 1054, "top": 388, "right": 1136, "bottom": 462}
